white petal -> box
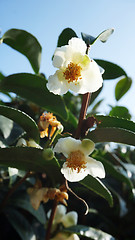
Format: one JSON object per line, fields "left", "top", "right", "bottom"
{"left": 68, "top": 81, "right": 82, "bottom": 94}
{"left": 86, "top": 157, "right": 105, "bottom": 178}
{"left": 47, "top": 72, "right": 69, "bottom": 95}
{"left": 27, "top": 139, "right": 42, "bottom": 149}
{"left": 53, "top": 46, "right": 68, "bottom": 68}
{"left": 68, "top": 37, "right": 86, "bottom": 54}
{"left": 16, "top": 138, "right": 27, "bottom": 147}
{"left": 8, "top": 167, "right": 18, "bottom": 176}
{"left": 82, "top": 60, "right": 103, "bottom": 93}
{"left": 61, "top": 211, "right": 78, "bottom": 227}
{"left": 72, "top": 60, "right": 103, "bottom": 94}
{"left": 80, "top": 139, "right": 95, "bottom": 155}
{"left": 54, "top": 137, "right": 82, "bottom": 158}
{"left": 47, "top": 204, "right": 66, "bottom": 222}
{"left": 61, "top": 162, "right": 88, "bottom": 182}
{"left": 67, "top": 234, "right": 80, "bottom": 240}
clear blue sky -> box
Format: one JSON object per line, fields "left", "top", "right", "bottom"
{"left": 1, "top": 0, "right": 135, "bottom": 118}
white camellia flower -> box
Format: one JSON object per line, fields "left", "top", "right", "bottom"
{"left": 47, "top": 37, "right": 104, "bottom": 95}
{"left": 54, "top": 137, "right": 105, "bottom": 182}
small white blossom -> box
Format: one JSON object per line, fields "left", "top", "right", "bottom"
{"left": 47, "top": 37, "right": 103, "bottom": 95}
{"left": 54, "top": 137, "right": 105, "bottom": 182}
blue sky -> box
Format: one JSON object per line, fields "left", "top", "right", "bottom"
{"left": 1, "top": 0, "right": 135, "bottom": 117}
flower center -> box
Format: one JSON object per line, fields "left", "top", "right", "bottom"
{"left": 63, "top": 62, "right": 82, "bottom": 83}
{"left": 66, "top": 150, "right": 86, "bottom": 173}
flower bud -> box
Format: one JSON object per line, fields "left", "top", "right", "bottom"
{"left": 82, "top": 138, "right": 95, "bottom": 152}
{"left": 42, "top": 148, "right": 54, "bottom": 160}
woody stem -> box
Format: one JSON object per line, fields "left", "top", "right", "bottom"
{"left": 75, "top": 92, "right": 91, "bottom": 139}
{"left": 45, "top": 200, "right": 58, "bottom": 240}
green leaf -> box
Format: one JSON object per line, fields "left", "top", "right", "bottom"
{"left": 81, "top": 28, "right": 114, "bottom": 45}
{"left": 0, "top": 147, "right": 63, "bottom": 184}
{"left": 0, "top": 72, "right": 5, "bottom": 81}
{"left": 57, "top": 28, "right": 78, "bottom": 47}
{"left": 0, "top": 105, "right": 40, "bottom": 143}
{"left": 115, "top": 77, "right": 132, "bottom": 101}
{"left": 109, "top": 106, "right": 131, "bottom": 119}
{"left": 94, "top": 59, "right": 127, "bottom": 80}
{"left": 4, "top": 208, "right": 35, "bottom": 240}
{"left": 88, "top": 127, "right": 135, "bottom": 147}
{"left": 64, "top": 225, "right": 114, "bottom": 240}
{"left": 9, "top": 191, "right": 46, "bottom": 224}
{"left": 0, "top": 73, "right": 68, "bottom": 120}
{"left": 92, "top": 154, "right": 133, "bottom": 192}
{"left": 1, "top": 28, "right": 42, "bottom": 73}
{"left": 80, "top": 175, "right": 113, "bottom": 207}
{"left": 95, "top": 115, "right": 135, "bottom": 132}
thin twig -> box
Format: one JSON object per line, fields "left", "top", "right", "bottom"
{"left": 65, "top": 180, "right": 89, "bottom": 215}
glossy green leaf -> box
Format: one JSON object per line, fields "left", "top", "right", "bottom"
{"left": 109, "top": 106, "right": 131, "bottom": 119}
{"left": 80, "top": 175, "right": 113, "bottom": 207}
{"left": 0, "top": 73, "right": 68, "bottom": 120}
{"left": 64, "top": 225, "right": 114, "bottom": 240}
{"left": 0, "top": 147, "right": 63, "bottom": 183}
{"left": 0, "top": 105, "right": 40, "bottom": 143}
{"left": 94, "top": 59, "right": 127, "bottom": 80}
{"left": 92, "top": 154, "right": 133, "bottom": 192}
{"left": 81, "top": 28, "right": 114, "bottom": 45}
{"left": 1, "top": 28, "right": 42, "bottom": 73}
{"left": 94, "top": 115, "right": 135, "bottom": 132}
{"left": 57, "top": 28, "right": 78, "bottom": 47}
{"left": 88, "top": 127, "right": 135, "bottom": 147}
{"left": 4, "top": 208, "right": 35, "bottom": 240}
{"left": 115, "top": 76, "right": 132, "bottom": 101}
{"left": 9, "top": 191, "right": 46, "bottom": 224}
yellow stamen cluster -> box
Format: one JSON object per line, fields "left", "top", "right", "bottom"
{"left": 66, "top": 150, "right": 86, "bottom": 173}
{"left": 63, "top": 62, "right": 82, "bottom": 83}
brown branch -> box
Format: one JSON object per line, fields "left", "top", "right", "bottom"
{"left": 75, "top": 92, "right": 91, "bottom": 139}
{"left": 45, "top": 200, "right": 58, "bottom": 240}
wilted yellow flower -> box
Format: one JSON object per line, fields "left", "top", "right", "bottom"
{"left": 38, "top": 112, "right": 63, "bottom": 138}
{"left": 27, "top": 183, "right": 68, "bottom": 210}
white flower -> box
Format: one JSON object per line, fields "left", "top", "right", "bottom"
{"left": 47, "top": 204, "right": 80, "bottom": 240}
{"left": 47, "top": 37, "right": 104, "bottom": 95}
{"left": 54, "top": 137, "right": 105, "bottom": 182}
